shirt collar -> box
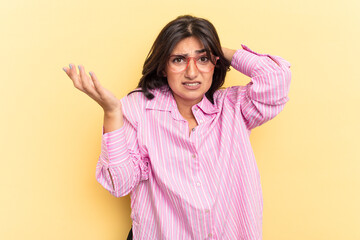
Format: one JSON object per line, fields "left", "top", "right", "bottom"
{"left": 195, "top": 94, "right": 219, "bottom": 114}
{"left": 145, "top": 87, "right": 219, "bottom": 114}
{"left": 145, "top": 87, "right": 176, "bottom": 111}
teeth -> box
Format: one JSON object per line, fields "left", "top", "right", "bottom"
{"left": 184, "top": 83, "right": 199, "bottom": 86}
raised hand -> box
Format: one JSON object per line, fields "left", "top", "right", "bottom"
{"left": 63, "top": 64, "right": 124, "bottom": 132}
{"left": 62, "top": 64, "right": 121, "bottom": 114}
{"left": 221, "top": 47, "right": 236, "bottom": 62}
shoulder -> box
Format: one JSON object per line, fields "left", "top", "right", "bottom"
{"left": 120, "top": 89, "right": 148, "bottom": 124}
{"left": 121, "top": 89, "right": 147, "bottom": 107}
{"left": 120, "top": 87, "right": 171, "bottom": 123}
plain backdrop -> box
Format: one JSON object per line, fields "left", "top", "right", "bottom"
{"left": 1, "top": 0, "right": 359, "bottom": 239}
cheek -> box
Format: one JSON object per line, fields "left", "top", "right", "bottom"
{"left": 204, "top": 73, "right": 214, "bottom": 86}
{"left": 166, "top": 73, "right": 182, "bottom": 91}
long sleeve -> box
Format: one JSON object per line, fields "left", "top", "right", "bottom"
{"left": 230, "top": 45, "right": 291, "bottom": 130}
{"left": 95, "top": 94, "right": 150, "bottom": 198}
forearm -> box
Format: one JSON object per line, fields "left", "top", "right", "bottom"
{"left": 96, "top": 158, "right": 136, "bottom": 197}
{"left": 97, "top": 121, "right": 149, "bottom": 197}
{"left": 233, "top": 46, "right": 291, "bottom": 104}
{"left": 231, "top": 45, "right": 291, "bottom": 129}
{"left": 97, "top": 125, "right": 136, "bottom": 197}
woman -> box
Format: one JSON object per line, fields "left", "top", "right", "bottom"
{"left": 63, "top": 15, "right": 291, "bottom": 240}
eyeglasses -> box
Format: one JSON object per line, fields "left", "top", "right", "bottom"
{"left": 167, "top": 54, "right": 219, "bottom": 73}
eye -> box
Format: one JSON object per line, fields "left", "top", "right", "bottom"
{"left": 198, "top": 56, "right": 209, "bottom": 63}
{"left": 171, "top": 56, "right": 185, "bottom": 64}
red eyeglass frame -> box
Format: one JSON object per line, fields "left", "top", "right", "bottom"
{"left": 168, "top": 55, "right": 219, "bottom": 73}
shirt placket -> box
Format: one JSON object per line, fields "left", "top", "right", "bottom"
{"left": 189, "top": 106, "right": 201, "bottom": 175}
{"left": 189, "top": 207, "right": 216, "bottom": 240}
{"left": 190, "top": 107, "right": 217, "bottom": 239}
{"left": 204, "top": 208, "right": 217, "bottom": 239}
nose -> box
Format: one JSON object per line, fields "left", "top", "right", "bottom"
{"left": 185, "top": 58, "right": 199, "bottom": 79}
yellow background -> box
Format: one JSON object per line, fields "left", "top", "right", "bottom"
{"left": 1, "top": 0, "right": 359, "bottom": 239}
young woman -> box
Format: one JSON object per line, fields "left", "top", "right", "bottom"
{"left": 63, "top": 15, "right": 291, "bottom": 240}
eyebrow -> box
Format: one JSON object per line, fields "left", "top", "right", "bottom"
{"left": 171, "top": 49, "right": 206, "bottom": 57}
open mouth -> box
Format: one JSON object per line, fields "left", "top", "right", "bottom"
{"left": 183, "top": 82, "right": 200, "bottom": 86}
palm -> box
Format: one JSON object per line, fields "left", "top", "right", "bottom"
{"left": 63, "top": 64, "right": 121, "bottom": 113}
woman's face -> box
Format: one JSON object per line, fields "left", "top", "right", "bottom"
{"left": 165, "top": 36, "right": 215, "bottom": 108}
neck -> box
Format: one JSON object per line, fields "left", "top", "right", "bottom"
{"left": 173, "top": 96, "right": 202, "bottom": 120}
{"left": 177, "top": 103, "right": 194, "bottom": 120}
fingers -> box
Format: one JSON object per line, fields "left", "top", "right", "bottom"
{"left": 78, "top": 65, "right": 91, "bottom": 89}
{"left": 63, "top": 64, "right": 99, "bottom": 97}
{"left": 63, "top": 63, "right": 112, "bottom": 102}
{"left": 62, "top": 64, "right": 73, "bottom": 74}
{"left": 78, "top": 65, "right": 100, "bottom": 99}
{"left": 63, "top": 63, "right": 84, "bottom": 92}
{"left": 88, "top": 71, "right": 105, "bottom": 98}
{"left": 63, "top": 64, "right": 120, "bottom": 112}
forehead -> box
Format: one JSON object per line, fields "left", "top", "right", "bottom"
{"left": 171, "top": 37, "right": 205, "bottom": 55}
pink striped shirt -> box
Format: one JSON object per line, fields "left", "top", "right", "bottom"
{"left": 96, "top": 45, "right": 291, "bottom": 240}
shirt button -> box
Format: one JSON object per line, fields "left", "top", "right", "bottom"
{"left": 194, "top": 107, "right": 198, "bottom": 111}
{"left": 191, "top": 154, "right": 196, "bottom": 158}
{"left": 205, "top": 209, "right": 210, "bottom": 213}
{"left": 208, "top": 233, "right": 213, "bottom": 237}
{"left": 192, "top": 128, "right": 196, "bottom": 132}
{"left": 196, "top": 181, "right": 201, "bottom": 187}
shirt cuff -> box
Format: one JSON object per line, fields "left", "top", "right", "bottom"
{"left": 231, "top": 45, "right": 261, "bottom": 77}
{"left": 100, "top": 126, "right": 129, "bottom": 168}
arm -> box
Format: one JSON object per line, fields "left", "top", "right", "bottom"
{"left": 226, "top": 45, "right": 291, "bottom": 130}
{"left": 63, "top": 64, "right": 147, "bottom": 197}
{"left": 96, "top": 119, "right": 149, "bottom": 197}
{"left": 96, "top": 93, "right": 149, "bottom": 197}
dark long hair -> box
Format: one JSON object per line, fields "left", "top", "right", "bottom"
{"left": 130, "top": 15, "right": 231, "bottom": 104}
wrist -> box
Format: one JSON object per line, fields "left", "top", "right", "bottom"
{"left": 222, "top": 47, "right": 237, "bottom": 62}
{"left": 104, "top": 109, "right": 122, "bottom": 118}
{"left": 103, "top": 110, "right": 124, "bottom": 134}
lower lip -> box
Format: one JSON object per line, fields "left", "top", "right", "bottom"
{"left": 183, "top": 83, "right": 201, "bottom": 90}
